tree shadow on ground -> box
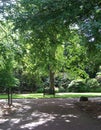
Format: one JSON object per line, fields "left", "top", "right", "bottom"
{"left": 0, "top": 99, "right": 101, "bottom": 130}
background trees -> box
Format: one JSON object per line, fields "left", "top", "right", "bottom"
{"left": 0, "top": 0, "right": 101, "bottom": 93}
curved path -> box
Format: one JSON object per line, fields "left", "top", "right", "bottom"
{"left": 0, "top": 98, "right": 101, "bottom": 130}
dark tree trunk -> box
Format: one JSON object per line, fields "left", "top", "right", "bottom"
{"left": 48, "top": 44, "right": 56, "bottom": 96}
{"left": 8, "top": 87, "right": 13, "bottom": 107}
{"left": 49, "top": 68, "right": 55, "bottom": 96}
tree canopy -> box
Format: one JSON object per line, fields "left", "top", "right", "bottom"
{"left": 0, "top": 0, "right": 101, "bottom": 95}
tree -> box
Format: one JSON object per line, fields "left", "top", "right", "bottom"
{"left": 0, "top": 21, "right": 19, "bottom": 106}
{"left": 4, "top": 0, "right": 101, "bottom": 92}
{"left": 63, "top": 30, "right": 89, "bottom": 79}
{"left": 78, "top": 1, "right": 101, "bottom": 77}
{"left": 5, "top": 0, "right": 89, "bottom": 93}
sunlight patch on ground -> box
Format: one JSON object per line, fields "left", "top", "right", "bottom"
{"left": 59, "top": 114, "right": 78, "bottom": 123}
{"left": 61, "top": 114, "right": 78, "bottom": 118}
{"left": 67, "top": 114, "right": 78, "bottom": 118}
{"left": 20, "top": 112, "right": 55, "bottom": 129}
{"left": 97, "top": 115, "right": 101, "bottom": 119}
{"left": 65, "top": 103, "right": 73, "bottom": 106}
{"left": 10, "top": 118, "right": 21, "bottom": 124}
{"left": 23, "top": 105, "right": 31, "bottom": 110}
{"left": 0, "top": 110, "right": 3, "bottom": 117}
{"left": 65, "top": 120, "right": 71, "bottom": 123}
{"left": 0, "top": 119, "right": 9, "bottom": 124}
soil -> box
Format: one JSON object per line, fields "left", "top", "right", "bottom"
{"left": 0, "top": 98, "right": 101, "bottom": 130}
{"left": 76, "top": 97, "right": 101, "bottom": 120}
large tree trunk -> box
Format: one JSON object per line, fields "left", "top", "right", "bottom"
{"left": 48, "top": 43, "right": 57, "bottom": 96}
{"left": 49, "top": 67, "right": 55, "bottom": 96}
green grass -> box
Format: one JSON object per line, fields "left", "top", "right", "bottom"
{"left": 0, "top": 92, "right": 101, "bottom": 99}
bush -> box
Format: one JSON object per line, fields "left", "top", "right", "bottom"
{"left": 36, "top": 87, "right": 43, "bottom": 93}
{"left": 86, "top": 78, "right": 100, "bottom": 92}
{"left": 68, "top": 79, "right": 87, "bottom": 92}
{"left": 55, "top": 76, "right": 71, "bottom": 91}
{"left": 96, "top": 72, "right": 101, "bottom": 83}
{"left": 59, "top": 87, "right": 65, "bottom": 92}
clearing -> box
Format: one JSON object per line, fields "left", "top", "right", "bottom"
{"left": 0, "top": 98, "right": 101, "bottom": 130}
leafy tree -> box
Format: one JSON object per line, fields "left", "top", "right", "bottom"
{"left": 3, "top": 0, "right": 101, "bottom": 93}
{"left": 0, "top": 21, "right": 19, "bottom": 106}
{"left": 6, "top": 0, "right": 91, "bottom": 93}
{"left": 78, "top": 1, "right": 101, "bottom": 77}
{"left": 63, "top": 30, "right": 89, "bottom": 79}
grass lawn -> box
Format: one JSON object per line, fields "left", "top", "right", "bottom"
{"left": 0, "top": 93, "right": 101, "bottom": 99}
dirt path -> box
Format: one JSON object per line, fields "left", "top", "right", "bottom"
{"left": 0, "top": 98, "right": 101, "bottom": 130}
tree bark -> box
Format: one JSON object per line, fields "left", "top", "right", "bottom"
{"left": 49, "top": 67, "right": 55, "bottom": 96}
{"left": 8, "top": 87, "right": 12, "bottom": 107}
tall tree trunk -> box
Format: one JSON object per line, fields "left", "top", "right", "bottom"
{"left": 49, "top": 43, "right": 57, "bottom": 96}
{"left": 49, "top": 67, "right": 55, "bottom": 96}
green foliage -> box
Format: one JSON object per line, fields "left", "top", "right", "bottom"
{"left": 96, "top": 72, "right": 101, "bottom": 83}
{"left": 0, "top": 57, "right": 19, "bottom": 91}
{"left": 96, "top": 67, "right": 101, "bottom": 83}
{"left": 0, "top": 0, "right": 101, "bottom": 94}
{"left": 59, "top": 87, "right": 65, "bottom": 93}
{"left": 86, "top": 78, "right": 101, "bottom": 92}
{"left": 6, "top": 0, "right": 95, "bottom": 78}
{"left": 0, "top": 22, "right": 20, "bottom": 92}
{"left": 0, "top": 70, "right": 19, "bottom": 87}
{"left": 68, "top": 79, "right": 87, "bottom": 92}
{"left": 36, "top": 87, "right": 43, "bottom": 93}
{"left": 55, "top": 74, "right": 70, "bottom": 87}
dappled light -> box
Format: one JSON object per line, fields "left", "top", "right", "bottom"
{"left": 0, "top": 98, "right": 101, "bottom": 130}
{"left": 0, "top": 0, "right": 101, "bottom": 129}
{"left": 62, "top": 114, "right": 78, "bottom": 118}
{"left": 0, "top": 99, "right": 79, "bottom": 130}
{"left": 10, "top": 118, "right": 21, "bottom": 124}
{"left": 0, "top": 119, "right": 9, "bottom": 124}
{"left": 21, "top": 112, "right": 55, "bottom": 129}
{"left": 97, "top": 115, "right": 101, "bottom": 119}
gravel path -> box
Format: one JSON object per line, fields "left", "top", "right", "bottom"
{"left": 0, "top": 98, "right": 101, "bottom": 130}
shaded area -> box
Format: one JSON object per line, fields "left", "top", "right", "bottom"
{"left": 76, "top": 97, "right": 101, "bottom": 120}
{"left": 0, "top": 98, "right": 101, "bottom": 130}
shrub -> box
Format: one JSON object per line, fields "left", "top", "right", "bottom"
{"left": 68, "top": 79, "right": 87, "bottom": 92}
{"left": 86, "top": 78, "right": 100, "bottom": 92}
{"left": 36, "top": 87, "right": 43, "bottom": 93}
{"left": 59, "top": 87, "right": 65, "bottom": 92}
{"left": 96, "top": 72, "right": 101, "bottom": 83}
{"left": 55, "top": 76, "right": 71, "bottom": 91}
